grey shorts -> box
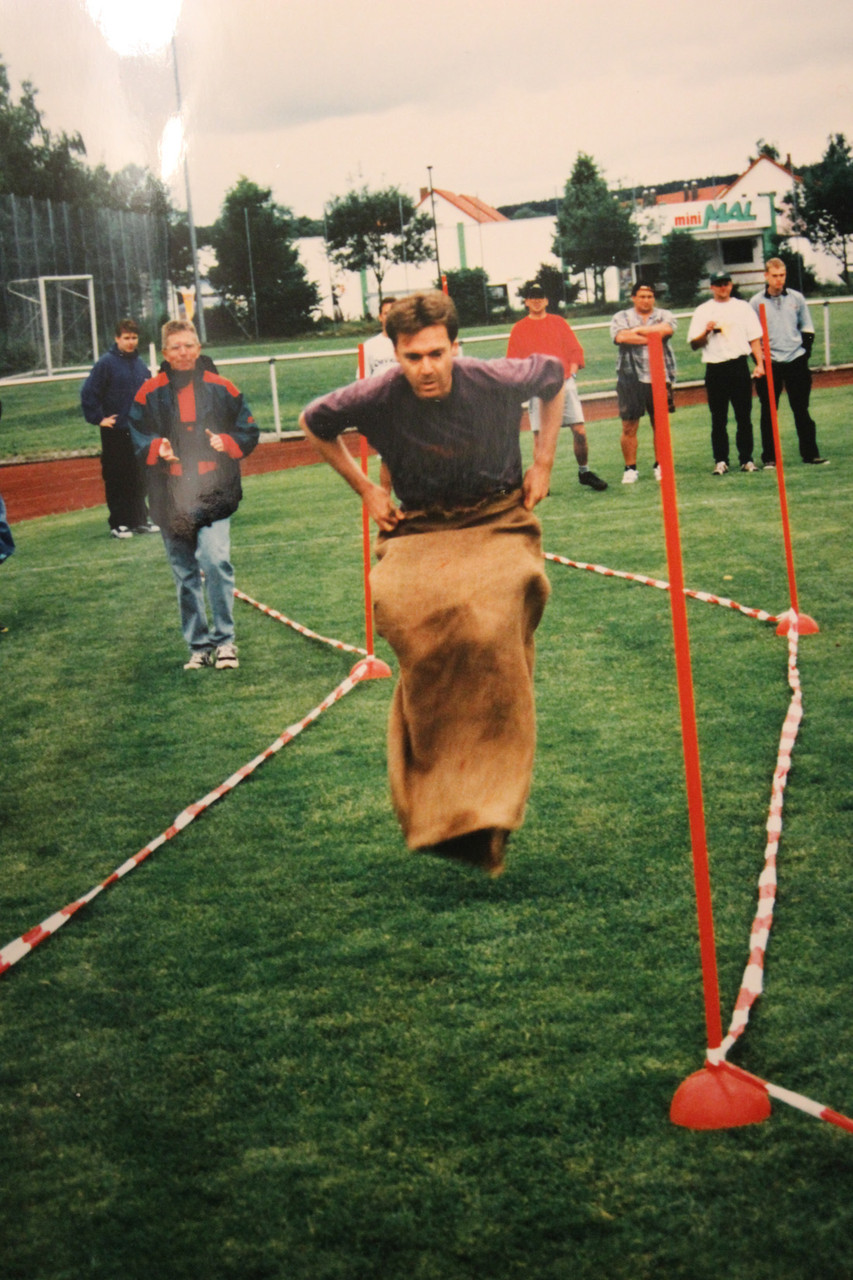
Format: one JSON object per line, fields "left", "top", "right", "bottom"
{"left": 528, "top": 376, "right": 584, "bottom": 431}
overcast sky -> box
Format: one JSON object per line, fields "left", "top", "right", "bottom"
{"left": 2, "top": 0, "right": 852, "bottom": 225}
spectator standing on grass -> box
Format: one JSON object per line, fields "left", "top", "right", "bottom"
{"left": 610, "top": 282, "right": 678, "bottom": 484}
{"left": 507, "top": 283, "right": 608, "bottom": 492}
{"left": 129, "top": 320, "right": 259, "bottom": 671}
{"left": 687, "top": 271, "right": 764, "bottom": 474}
{"left": 360, "top": 297, "right": 398, "bottom": 378}
{"left": 750, "top": 258, "right": 828, "bottom": 468}
{"left": 81, "top": 318, "right": 159, "bottom": 540}
{"left": 300, "top": 290, "right": 565, "bottom": 878}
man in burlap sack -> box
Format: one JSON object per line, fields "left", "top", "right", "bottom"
{"left": 300, "top": 291, "right": 564, "bottom": 876}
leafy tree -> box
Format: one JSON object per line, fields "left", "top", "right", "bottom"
{"left": 207, "top": 177, "right": 319, "bottom": 337}
{"left": 754, "top": 138, "right": 781, "bottom": 162}
{"left": 0, "top": 59, "right": 89, "bottom": 201}
{"left": 444, "top": 268, "right": 490, "bottom": 325}
{"left": 553, "top": 153, "right": 636, "bottom": 304}
{"left": 519, "top": 263, "right": 580, "bottom": 312}
{"left": 786, "top": 134, "right": 853, "bottom": 287}
{"left": 324, "top": 185, "right": 434, "bottom": 304}
{"left": 659, "top": 228, "right": 709, "bottom": 304}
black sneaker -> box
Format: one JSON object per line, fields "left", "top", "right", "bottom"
{"left": 579, "top": 471, "right": 608, "bottom": 491}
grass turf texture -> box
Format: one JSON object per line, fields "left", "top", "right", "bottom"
{"left": 1, "top": 390, "right": 852, "bottom": 1279}
{"left": 2, "top": 301, "right": 852, "bottom": 461}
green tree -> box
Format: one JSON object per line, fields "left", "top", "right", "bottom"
{"left": 659, "top": 228, "right": 709, "bottom": 305}
{"left": 786, "top": 134, "right": 853, "bottom": 287}
{"left": 554, "top": 153, "right": 636, "bottom": 304}
{"left": 444, "top": 268, "right": 490, "bottom": 325}
{"left": 519, "top": 263, "right": 580, "bottom": 312}
{"left": 754, "top": 138, "right": 781, "bottom": 162}
{"left": 0, "top": 59, "right": 89, "bottom": 201}
{"left": 207, "top": 177, "right": 319, "bottom": 337}
{"left": 324, "top": 185, "right": 434, "bottom": 305}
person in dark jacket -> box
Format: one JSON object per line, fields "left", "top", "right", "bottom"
{"left": 129, "top": 320, "right": 259, "bottom": 670}
{"left": 81, "top": 318, "right": 158, "bottom": 538}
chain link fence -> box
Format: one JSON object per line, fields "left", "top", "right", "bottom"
{"left": 0, "top": 193, "right": 170, "bottom": 376}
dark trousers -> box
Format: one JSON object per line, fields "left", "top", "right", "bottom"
{"left": 99, "top": 426, "right": 148, "bottom": 530}
{"left": 755, "top": 355, "right": 819, "bottom": 464}
{"left": 704, "top": 357, "right": 755, "bottom": 465}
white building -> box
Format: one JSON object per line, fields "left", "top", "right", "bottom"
{"left": 629, "top": 155, "right": 840, "bottom": 294}
{"left": 296, "top": 159, "right": 841, "bottom": 321}
{"left": 296, "top": 188, "right": 561, "bottom": 321}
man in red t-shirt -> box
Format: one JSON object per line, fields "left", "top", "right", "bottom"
{"left": 507, "top": 284, "right": 607, "bottom": 491}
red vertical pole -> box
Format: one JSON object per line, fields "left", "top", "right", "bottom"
{"left": 647, "top": 334, "right": 723, "bottom": 1053}
{"left": 649, "top": 334, "right": 770, "bottom": 1128}
{"left": 758, "top": 304, "right": 818, "bottom": 636}
{"left": 357, "top": 342, "right": 375, "bottom": 656}
{"left": 353, "top": 344, "right": 391, "bottom": 682}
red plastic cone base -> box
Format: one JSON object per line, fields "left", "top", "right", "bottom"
{"left": 775, "top": 612, "right": 819, "bottom": 636}
{"left": 350, "top": 655, "right": 392, "bottom": 681}
{"left": 670, "top": 1064, "right": 771, "bottom": 1130}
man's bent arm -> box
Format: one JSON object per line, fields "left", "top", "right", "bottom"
{"left": 523, "top": 386, "right": 563, "bottom": 509}
{"left": 299, "top": 414, "right": 400, "bottom": 530}
{"left": 616, "top": 322, "right": 674, "bottom": 345}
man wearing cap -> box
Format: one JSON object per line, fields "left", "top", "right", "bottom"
{"left": 687, "top": 272, "right": 764, "bottom": 474}
{"left": 507, "top": 283, "right": 607, "bottom": 491}
{"left": 749, "top": 259, "right": 827, "bottom": 467}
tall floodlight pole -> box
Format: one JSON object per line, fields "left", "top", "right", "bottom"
{"left": 427, "top": 166, "right": 442, "bottom": 284}
{"left": 171, "top": 36, "right": 206, "bottom": 342}
{"left": 244, "top": 207, "right": 259, "bottom": 338}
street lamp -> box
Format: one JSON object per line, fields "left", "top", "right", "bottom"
{"left": 426, "top": 166, "right": 442, "bottom": 284}
{"left": 86, "top": 2, "right": 206, "bottom": 340}
{"left": 170, "top": 36, "right": 206, "bottom": 342}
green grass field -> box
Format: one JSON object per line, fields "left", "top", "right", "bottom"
{"left": 2, "top": 300, "right": 852, "bottom": 462}
{"left": 1, "top": 389, "right": 851, "bottom": 1279}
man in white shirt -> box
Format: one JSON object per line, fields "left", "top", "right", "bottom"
{"left": 687, "top": 271, "right": 764, "bottom": 474}
{"left": 361, "top": 297, "right": 398, "bottom": 378}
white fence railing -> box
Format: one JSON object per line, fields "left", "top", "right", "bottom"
{"left": 2, "top": 297, "right": 851, "bottom": 439}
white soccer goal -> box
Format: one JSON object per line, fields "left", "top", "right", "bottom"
{"left": 6, "top": 274, "right": 99, "bottom": 376}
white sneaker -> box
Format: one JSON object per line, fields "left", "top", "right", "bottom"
{"left": 215, "top": 642, "right": 239, "bottom": 669}
{"left": 740, "top": 461, "right": 757, "bottom": 473}
{"left": 621, "top": 468, "right": 639, "bottom": 485}
{"left": 653, "top": 464, "right": 662, "bottom": 481}
{"left": 713, "top": 461, "right": 729, "bottom": 475}
{"left": 110, "top": 526, "right": 133, "bottom": 539}
{"left": 184, "top": 649, "right": 213, "bottom": 670}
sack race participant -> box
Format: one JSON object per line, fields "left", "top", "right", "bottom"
{"left": 300, "top": 291, "right": 565, "bottom": 876}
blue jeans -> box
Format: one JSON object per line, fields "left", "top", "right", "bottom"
{"left": 162, "top": 518, "right": 235, "bottom": 653}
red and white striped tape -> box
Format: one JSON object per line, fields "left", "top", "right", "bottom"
{"left": 0, "top": 663, "right": 375, "bottom": 977}
{"left": 717, "top": 610, "right": 803, "bottom": 1056}
{"left": 235, "top": 588, "right": 369, "bottom": 656}
{"left": 544, "top": 552, "right": 780, "bottom": 624}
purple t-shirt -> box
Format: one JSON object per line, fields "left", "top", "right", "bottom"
{"left": 303, "top": 354, "right": 564, "bottom": 509}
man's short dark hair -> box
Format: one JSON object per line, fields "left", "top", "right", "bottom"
{"left": 631, "top": 282, "right": 657, "bottom": 297}
{"left": 115, "top": 318, "right": 139, "bottom": 336}
{"left": 385, "top": 291, "right": 459, "bottom": 346}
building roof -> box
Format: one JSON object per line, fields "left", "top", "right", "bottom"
{"left": 418, "top": 188, "right": 508, "bottom": 223}
{"left": 718, "top": 154, "right": 802, "bottom": 197}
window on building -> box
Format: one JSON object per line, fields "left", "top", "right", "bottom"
{"left": 721, "top": 238, "right": 757, "bottom": 266}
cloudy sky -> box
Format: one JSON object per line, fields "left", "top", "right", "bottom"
{"left": 2, "top": 0, "right": 851, "bottom": 225}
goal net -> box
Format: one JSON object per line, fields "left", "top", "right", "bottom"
{"left": 6, "top": 275, "right": 99, "bottom": 376}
